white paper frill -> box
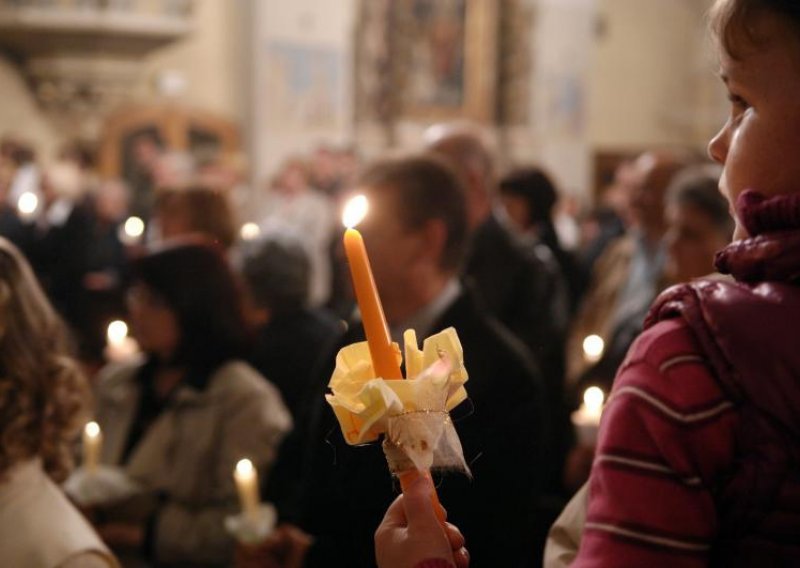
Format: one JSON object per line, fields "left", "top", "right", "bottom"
{"left": 63, "top": 465, "right": 143, "bottom": 508}
{"left": 224, "top": 503, "right": 278, "bottom": 545}
{"left": 326, "top": 327, "right": 470, "bottom": 475}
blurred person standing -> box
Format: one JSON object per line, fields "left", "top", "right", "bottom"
{"left": 81, "top": 179, "right": 132, "bottom": 365}
{"left": 566, "top": 151, "right": 688, "bottom": 389}
{"left": 86, "top": 241, "right": 291, "bottom": 566}
{"left": 500, "top": 167, "right": 589, "bottom": 313}
{"left": 239, "top": 237, "right": 341, "bottom": 421}
{"left": 259, "top": 158, "right": 336, "bottom": 307}
{"left": 22, "top": 161, "right": 93, "bottom": 345}
{"left": 426, "top": 122, "right": 569, "bottom": 495}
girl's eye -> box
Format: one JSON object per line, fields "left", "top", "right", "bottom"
{"left": 728, "top": 93, "right": 750, "bottom": 111}
{"left": 727, "top": 93, "right": 750, "bottom": 124}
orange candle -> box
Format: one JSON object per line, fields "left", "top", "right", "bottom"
{"left": 342, "top": 197, "right": 403, "bottom": 380}
{"left": 342, "top": 195, "right": 443, "bottom": 522}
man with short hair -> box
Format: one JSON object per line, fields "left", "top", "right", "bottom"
{"left": 261, "top": 154, "right": 547, "bottom": 568}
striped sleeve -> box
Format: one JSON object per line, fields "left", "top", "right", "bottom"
{"left": 573, "top": 319, "right": 739, "bottom": 568}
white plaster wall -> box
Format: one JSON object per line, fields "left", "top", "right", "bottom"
{"left": 526, "top": 0, "right": 597, "bottom": 198}
{"left": 135, "top": 0, "right": 248, "bottom": 123}
{"left": 250, "top": 0, "right": 357, "bottom": 185}
{"left": 587, "top": 0, "right": 717, "bottom": 151}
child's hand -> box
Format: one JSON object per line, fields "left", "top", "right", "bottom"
{"left": 375, "top": 475, "right": 469, "bottom": 568}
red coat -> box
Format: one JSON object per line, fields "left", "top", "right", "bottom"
{"left": 575, "top": 190, "right": 800, "bottom": 567}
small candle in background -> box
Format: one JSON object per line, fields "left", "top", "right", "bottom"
{"left": 581, "top": 386, "right": 605, "bottom": 422}
{"left": 82, "top": 421, "right": 102, "bottom": 473}
{"left": 571, "top": 386, "right": 605, "bottom": 445}
{"left": 105, "top": 320, "right": 139, "bottom": 363}
{"left": 17, "top": 191, "right": 39, "bottom": 221}
{"left": 582, "top": 334, "right": 605, "bottom": 364}
{"left": 240, "top": 222, "right": 261, "bottom": 241}
{"left": 118, "top": 216, "right": 145, "bottom": 246}
{"left": 234, "top": 459, "right": 261, "bottom": 519}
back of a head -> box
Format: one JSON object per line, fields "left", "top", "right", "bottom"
{"left": 358, "top": 154, "right": 469, "bottom": 272}
{"left": 637, "top": 150, "right": 696, "bottom": 189}
{"left": 132, "top": 240, "right": 249, "bottom": 369}
{"left": 0, "top": 237, "right": 86, "bottom": 482}
{"left": 424, "top": 122, "right": 496, "bottom": 195}
{"left": 155, "top": 186, "right": 237, "bottom": 249}
{"left": 711, "top": 0, "right": 800, "bottom": 59}
{"left": 667, "top": 164, "right": 733, "bottom": 237}
{"left": 499, "top": 167, "right": 559, "bottom": 225}
{"left": 241, "top": 238, "right": 311, "bottom": 315}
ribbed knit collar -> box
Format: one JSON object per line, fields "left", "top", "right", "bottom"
{"left": 714, "top": 190, "right": 800, "bottom": 284}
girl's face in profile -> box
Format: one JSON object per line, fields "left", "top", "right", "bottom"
{"left": 126, "top": 283, "right": 180, "bottom": 360}
{"left": 708, "top": 12, "right": 800, "bottom": 240}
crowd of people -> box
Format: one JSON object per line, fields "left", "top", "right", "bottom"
{"left": 1, "top": 0, "right": 799, "bottom": 565}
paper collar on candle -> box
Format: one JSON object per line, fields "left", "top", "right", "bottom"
{"left": 326, "top": 327, "right": 468, "bottom": 444}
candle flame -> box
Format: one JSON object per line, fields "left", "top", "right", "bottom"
{"left": 107, "top": 320, "right": 129, "bottom": 344}
{"left": 582, "top": 334, "right": 605, "bottom": 361}
{"left": 17, "top": 192, "right": 38, "bottom": 215}
{"left": 124, "top": 216, "right": 145, "bottom": 238}
{"left": 240, "top": 222, "right": 261, "bottom": 241}
{"left": 84, "top": 421, "right": 101, "bottom": 438}
{"left": 236, "top": 458, "right": 254, "bottom": 476}
{"left": 342, "top": 195, "right": 369, "bottom": 228}
{"left": 583, "top": 386, "right": 605, "bottom": 411}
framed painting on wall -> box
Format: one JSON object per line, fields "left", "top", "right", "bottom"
{"left": 397, "top": 0, "right": 498, "bottom": 122}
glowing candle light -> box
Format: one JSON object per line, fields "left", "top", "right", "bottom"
{"left": 82, "top": 421, "right": 102, "bottom": 473}
{"left": 119, "top": 216, "right": 145, "bottom": 245}
{"left": 107, "top": 320, "right": 128, "bottom": 345}
{"left": 234, "top": 458, "right": 260, "bottom": 519}
{"left": 582, "top": 334, "right": 605, "bottom": 364}
{"left": 240, "top": 222, "right": 261, "bottom": 241}
{"left": 571, "top": 386, "right": 606, "bottom": 445}
{"left": 105, "top": 320, "right": 139, "bottom": 362}
{"left": 17, "top": 192, "right": 39, "bottom": 220}
{"left": 341, "top": 195, "right": 402, "bottom": 380}
{"left": 582, "top": 386, "right": 605, "bottom": 422}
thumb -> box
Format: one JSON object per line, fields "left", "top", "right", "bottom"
{"left": 402, "top": 474, "right": 442, "bottom": 533}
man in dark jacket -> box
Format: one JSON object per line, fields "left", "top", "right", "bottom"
{"left": 261, "top": 155, "right": 548, "bottom": 568}
{"left": 425, "top": 123, "right": 569, "bottom": 492}
{"left": 240, "top": 237, "right": 342, "bottom": 420}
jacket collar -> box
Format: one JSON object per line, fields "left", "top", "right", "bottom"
{"left": 715, "top": 190, "right": 800, "bottom": 284}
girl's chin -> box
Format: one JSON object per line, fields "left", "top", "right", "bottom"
{"left": 732, "top": 222, "right": 749, "bottom": 241}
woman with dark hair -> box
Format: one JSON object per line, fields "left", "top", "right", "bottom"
{"left": 90, "top": 240, "right": 291, "bottom": 566}
{"left": 500, "top": 167, "right": 587, "bottom": 311}
{"left": 0, "top": 237, "right": 117, "bottom": 567}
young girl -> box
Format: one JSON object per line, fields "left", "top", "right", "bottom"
{"left": 374, "top": 0, "right": 800, "bottom": 566}
{"left": 0, "top": 237, "right": 117, "bottom": 568}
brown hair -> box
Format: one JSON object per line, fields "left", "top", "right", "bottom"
{"left": 155, "top": 186, "right": 238, "bottom": 249}
{"left": 710, "top": 0, "right": 800, "bottom": 58}
{"left": 426, "top": 125, "right": 497, "bottom": 196}
{"left": 0, "top": 238, "right": 88, "bottom": 482}
{"left": 358, "top": 154, "right": 469, "bottom": 272}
